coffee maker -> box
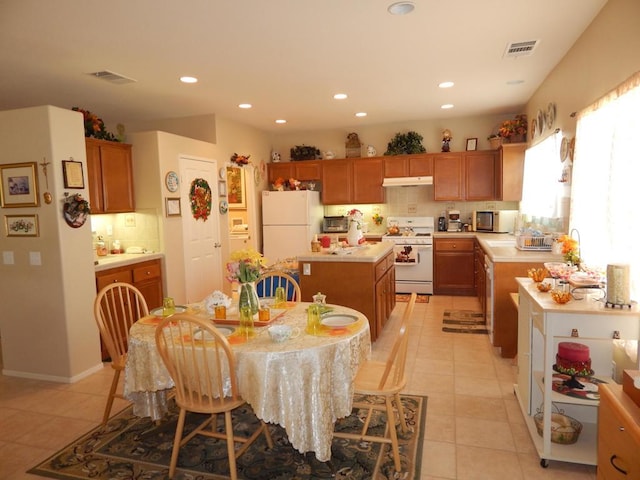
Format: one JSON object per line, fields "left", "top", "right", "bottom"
{"left": 447, "top": 209, "right": 462, "bottom": 232}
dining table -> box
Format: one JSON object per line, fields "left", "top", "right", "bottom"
{"left": 123, "top": 301, "right": 371, "bottom": 462}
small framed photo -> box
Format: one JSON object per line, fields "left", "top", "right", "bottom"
{"left": 62, "top": 160, "right": 85, "bottom": 189}
{"left": 466, "top": 138, "right": 478, "bottom": 151}
{"left": 5, "top": 214, "right": 39, "bottom": 237}
{"left": 165, "top": 197, "right": 181, "bottom": 217}
{"left": 0, "top": 162, "right": 40, "bottom": 207}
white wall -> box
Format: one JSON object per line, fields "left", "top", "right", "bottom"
{"left": 0, "top": 106, "right": 101, "bottom": 381}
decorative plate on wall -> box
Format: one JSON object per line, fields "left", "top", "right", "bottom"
{"left": 219, "top": 199, "right": 229, "bottom": 214}
{"left": 531, "top": 118, "right": 538, "bottom": 140}
{"left": 560, "top": 137, "right": 569, "bottom": 162}
{"left": 536, "top": 109, "right": 545, "bottom": 136}
{"left": 165, "top": 171, "right": 179, "bottom": 192}
{"left": 546, "top": 102, "right": 556, "bottom": 129}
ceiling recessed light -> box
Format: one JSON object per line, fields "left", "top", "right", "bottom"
{"left": 438, "top": 81, "right": 454, "bottom": 88}
{"left": 333, "top": 93, "right": 348, "bottom": 100}
{"left": 388, "top": 1, "right": 415, "bottom": 15}
{"left": 275, "top": 119, "right": 287, "bottom": 124}
{"left": 180, "top": 76, "right": 198, "bottom": 84}
{"left": 441, "top": 104, "right": 454, "bottom": 110}
{"left": 355, "top": 112, "right": 367, "bottom": 117}
{"left": 238, "top": 103, "right": 252, "bottom": 109}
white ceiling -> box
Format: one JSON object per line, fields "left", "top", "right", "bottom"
{"left": 0, "top": 0, "right": 607, "bottom": 133}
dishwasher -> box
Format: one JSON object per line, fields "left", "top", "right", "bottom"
{"left": 484, "top": 255, "right": 494, "bottom": 344}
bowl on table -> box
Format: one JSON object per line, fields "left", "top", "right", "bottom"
{"left": 528, "top": 268, "right": 548, "bottom": 283}
{"left": 550, "top": 289, "right": 572, "bottom": 304}
{"left": 544, "top": 262, "right": 577, "bottom": 281}
{"left": 537, "top": 282, "right": 552, "bottom": 292}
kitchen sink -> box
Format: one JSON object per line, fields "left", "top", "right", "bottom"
{"left": 485, "top": 239, "right": 516, "bottom": 247}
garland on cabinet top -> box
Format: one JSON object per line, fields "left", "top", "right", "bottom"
{"left": 71, "top": 107, "right": 122, "bottom": 142}
{"left": 230, "top": 153, "right": 251, "bottom": 166}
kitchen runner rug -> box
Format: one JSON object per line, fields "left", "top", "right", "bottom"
{"left": 396, "top": 294, "right": 429, "bottom": 303}
{"left": 442, "top": 310, "right": 488, "bottom": 334}
{"left": 29, "top": 394, "right": 427, "bottom": 480}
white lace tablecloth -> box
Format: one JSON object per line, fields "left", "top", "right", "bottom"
{"left": 123, "top": 303, "right": 371, "bottom": 462}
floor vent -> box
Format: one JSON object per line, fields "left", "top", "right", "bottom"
{"left": 504, "top": 40, "right": 539, "bottom": 58}
{"left": 88, "top": 70, "right": 137, "bottom": 85}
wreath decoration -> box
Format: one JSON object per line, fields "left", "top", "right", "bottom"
{"left": 189, "top": 178, "right": 212, "bottom": 221}
{"left": 63, "top": 193, "right": 91, "bottom": 228}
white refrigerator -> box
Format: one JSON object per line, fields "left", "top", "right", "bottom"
{"left": 261, "top": 190, "right": 323, "bottom": 262}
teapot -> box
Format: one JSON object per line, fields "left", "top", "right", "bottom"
{"left": 324, "top": 151, "right": 335, "bottom": 160}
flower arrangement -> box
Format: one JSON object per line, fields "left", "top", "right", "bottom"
{"left": 230, "top": 153, "right": 251, "bottom": 166}
{"left": 559, "top": 234, "right": 580, "bottom": 266}
{"left": 372, "top": 213, "right": 384, "bottom": 226}
{"left": 272, "top": 177, "right": 300, "bottom": 191}
{"left": 226, "top": 248, "right": 267, "bottom": 284}
{"left": 498, "top": 114, "right": 528, "bottom": 139}
{"left": 72, "top": 107, "right": 119, "bottom": 141}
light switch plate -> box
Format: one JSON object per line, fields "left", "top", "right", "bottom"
{"left": 3, "top": 251, "right": 15, "bottom": 265}
{"left": 29, "top": 251, "right": 42, "bottom": 266}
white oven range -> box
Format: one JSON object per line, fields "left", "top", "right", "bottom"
{"left": 382, "top": 216, "right": 434, "bottom": 294}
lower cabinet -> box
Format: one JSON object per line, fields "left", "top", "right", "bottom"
{"left": 434, "top": 238, "right": 475, "bottom": 295}
{"left": 95, "top": 258, "right": 164, "bottom": 360}
{"left": 598, "top": 384, "right": 640, "bottom": 479}
{"left": 298, "top": 251, "right": 395, "bottom": 341}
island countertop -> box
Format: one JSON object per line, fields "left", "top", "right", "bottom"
{"left": 94, "top": 252, "right": 164, "bottom": 272}
{"left": 297, "top": 241, "right": 394, "bottom": 263}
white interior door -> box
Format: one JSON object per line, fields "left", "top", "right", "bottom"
{"left": 179, "top": 156, "right": 222, "bottom": 303}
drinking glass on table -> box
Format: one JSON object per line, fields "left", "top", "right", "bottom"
{"left": 275, "top": 286, "right": 286, "bottom": 307}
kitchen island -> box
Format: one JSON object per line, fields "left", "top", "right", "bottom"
{"left": 297, "top": 241, "right": 395, "bottom": 341}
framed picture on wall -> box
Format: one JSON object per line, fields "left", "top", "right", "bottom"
{"left": 62, "top": 160, "right": 85, "bottom": 188}
{"left": 165, "top": 197, "right": 181, "bottom": 217}
{"left": 4, "top": 214, "right": 39, "bottom": 237}
{"left": 466, "top": 138, "right": 478, "bottom": 151}
{"left": 226, "top": 166, "right": 246, "bottom": 209}
{"left": 0, "top": 162, "right": 40, "bottom": 207}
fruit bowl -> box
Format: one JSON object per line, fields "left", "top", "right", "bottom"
{"left": 550, "top": 289, "right": 572, "bottom": 304}
{"left": 537, "top": 282, "right": 552, "bottom": 292}
{"left": 528, "top": 268, "right": 548, "bottom": 283}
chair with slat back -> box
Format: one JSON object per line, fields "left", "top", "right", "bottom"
{"left": 333, "top": 292, "right": 417, "bottom": 472}
{"left": 94, "top": 282, "right": 149, "bottom": 423}
{"left": 155, "top": 314, "right": 273, "bottom": 479}
{"left": 256, "top": 271, "right": 301, "bottom": 302}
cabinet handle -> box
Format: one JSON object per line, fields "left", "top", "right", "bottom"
{"left": 112, "top": 279, "right": 119, "bottom": 283}
{"left": 618, "top": 426, "right": 625, "bottom": 431}
{"left": 610, "top": 455, "right": 628, "bottom": 475}
{"left": 146, "top": 271, "right": 151, "bottom": 275}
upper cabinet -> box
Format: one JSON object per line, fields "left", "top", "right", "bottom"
{"left": 383, "top": 153, "right": 433, "bottom": 177}
{"left": 496, "top": 143, "right": 526, "bottom": 201}
{"left": 85, "top": 138, "right": 135, "bottom": 213}
{"left": 352, "top": 157, "right": 384, "bottom": 204}
{"left": 267, "top": 161, "right": 322, "bottom": 184}
{"left": 433, "top": 151, "right": 497, "bottom": 201}
{"left": 322, "top": 159, "right": 353, "bottom": 204}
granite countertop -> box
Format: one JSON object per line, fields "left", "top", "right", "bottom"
{"left": 297, "top": 241, "right": 394, "bottom": 263}
{"left": 94, "top": 252, "right": 164, "bottom": 272}
{"left": 434, "top": 231, "right": 564, "bottom": 263}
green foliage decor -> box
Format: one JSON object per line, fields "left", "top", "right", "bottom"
{"left": 384, "top": 131, "right": 426, "bottom": 155}
{"left": 290, "top": 145, "right": 320, "bottom": 161}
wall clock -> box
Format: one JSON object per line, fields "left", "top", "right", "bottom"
{"left": 165, "top": 171, "right": 179, "bottom": 192}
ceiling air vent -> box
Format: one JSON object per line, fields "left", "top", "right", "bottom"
{"left": 504, "top": 40, "right": 539, "bottom": 58}
{"left": 87, "top": 70, "right": 137, "bottom": 85}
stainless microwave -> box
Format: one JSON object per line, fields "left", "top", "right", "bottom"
{"left": 322, "top": 216, "right": 349, "bottom": 233}
{"left": 472, "top": 210, "right": 518, "bottom": 233}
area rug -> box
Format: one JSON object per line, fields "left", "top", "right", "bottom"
{"left": 441, "top": 310, "right": 488, "bottom": 334}
{"left": 395, "top": 294, "right": 429, "bottom": 303}
{"left": 29, "top": 394, "right": 427, "bottom": 480}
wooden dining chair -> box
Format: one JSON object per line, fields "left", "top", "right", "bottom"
{"left": 256, "top": 271, "right": 301, "bottom": 302}
{"left": 94, "top": 282, "right": 149, "bottom": 424}
{"left": 333, "top": 292, "right": 417, "bottom": 472}
{"left": 155, "top": 314, "right": 273, "bottom": 480}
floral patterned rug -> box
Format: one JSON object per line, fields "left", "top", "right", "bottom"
{"left": 29, "top": 394, "right": 426, "bottom": 480}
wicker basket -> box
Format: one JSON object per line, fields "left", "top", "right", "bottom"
{"left": 533, "top": 410, "right": 583, "bottom": 444}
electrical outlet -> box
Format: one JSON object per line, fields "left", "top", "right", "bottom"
{"left": 106, "top": 224, "right": 113, "bottom": 236}
{"left": 486, "top": 202, "right": 497, "bottom": 210}
{"left": 408, "top": 204, "right": 417, "bottom": 214}
{"left": 125, "top": 214, "right": 136, "bottom": 227}
{"left": 303, "top": 263, "right": 311, "bottom": 275}
{"left": 446, "top": 203, "right": 455, "bottom": 210}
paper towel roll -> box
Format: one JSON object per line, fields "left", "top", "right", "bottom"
{"left": 607, "top": 263, "right": 631, "bottom": 305}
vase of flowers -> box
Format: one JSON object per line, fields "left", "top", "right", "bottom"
{"left": 498, "top": 114, "right": 528, "bottom": 143}
{"left": 559, "top": 233, "right": 581, "bottom": 267}
{"left": 226, "top": 248, "right": 266, "bottom": 316}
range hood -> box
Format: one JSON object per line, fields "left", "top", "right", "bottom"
{"left": 382, "top": 176, "right": 433, "bottom": 187}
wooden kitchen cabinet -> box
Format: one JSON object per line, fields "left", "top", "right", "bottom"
{"left": 267, "top": 160, "right": 322, "bottom": 183}
{"left": 433, "top": 238, "right": 475, "bottom": 295}
{"left": 95, "top": 258, "right": 164, "bottom": 360}
{"left": 352, "top": 157, "right": 384, "bottom": 204}
{"left": 497, "top": 143, "right": 526, "bottom": 201}
{"left": 267, "top": 162, "right": 293, "bottom": 183}
{"left": 597, "top": 384, "right": 640, "bottom": 479}
{"left": 433, "top": 153, "right": 464, "bottom": 200}
{"left": 464, "top": 151, "right": 496, "bottom": 200}
{"left": 298, "top": 250, "right": 395, "bottom": 341}
{"left": 474, "top": 239, "right": 486, "bottom": 314}
{"left": 85, "top": 138, "right": 135, "bottom": 213}
{"left": 321, "top": 158, "right": 353, "bottom": 205}
{"left": 383, "top": 153, "right": 433, "bottom": 177}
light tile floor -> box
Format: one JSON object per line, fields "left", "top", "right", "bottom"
{"left": 0, "top": 296, "right": 598, "bottom": 479}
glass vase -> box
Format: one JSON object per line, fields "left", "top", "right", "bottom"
{"left": 239, "top": 282, "right": 259, "bottom": 316}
